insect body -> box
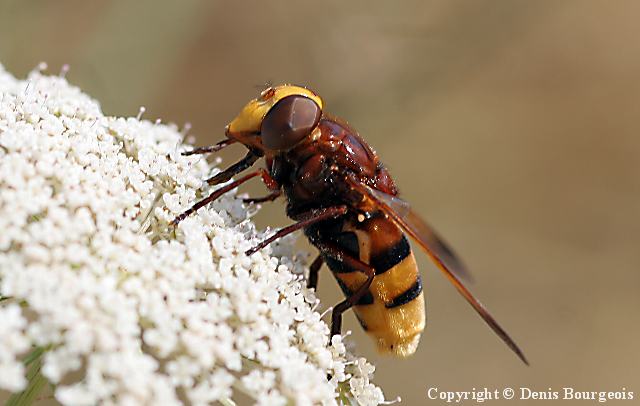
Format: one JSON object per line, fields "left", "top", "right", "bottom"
{"left": 290, "top": 117, "right": 426, "bottom": 356}
{"left": 173, "top": 85, "right": 527, "bottom": 363}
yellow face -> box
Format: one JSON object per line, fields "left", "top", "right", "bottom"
{"left": 227, "top": 85, "right": 323, "bottom": 135}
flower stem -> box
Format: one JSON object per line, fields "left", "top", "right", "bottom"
{"left": 218, "top": 398, "right": 237, "bottom": 406}
{"left": 6, "top": 347, "right": 49, "bottom": 406}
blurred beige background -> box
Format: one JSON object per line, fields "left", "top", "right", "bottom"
{"left": 1, "top": 0, "right": 639, "bottom": 404}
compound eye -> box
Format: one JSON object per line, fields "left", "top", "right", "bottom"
{"left": 261, "top": 95, "right": 321, "bottom": 151}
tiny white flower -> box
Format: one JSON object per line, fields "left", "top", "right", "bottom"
{"left": 0, "top": 304, "right": 29, "bottom": 391}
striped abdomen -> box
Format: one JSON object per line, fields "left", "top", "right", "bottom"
{"left": 323, "top": 213, "right": 425, "bottom": 357}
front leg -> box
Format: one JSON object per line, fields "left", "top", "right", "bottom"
{"left": 182, "top": 138, "right": 237, "bottom": 156}
{"left": 206, "top": 150, "right": 260, "bottom": 186}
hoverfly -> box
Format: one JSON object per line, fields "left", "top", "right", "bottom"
{"left": 173, "top": 85, "right": 527, "bottom": 363}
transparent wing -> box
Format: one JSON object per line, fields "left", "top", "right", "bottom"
{"left": 350, "top": 180, "right": 528, "bottom": 365}
{"left": 357, "top": 183, "right": 472, "bottom": 282}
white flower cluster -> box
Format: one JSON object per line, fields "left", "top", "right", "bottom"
{"left": 0, "top": 64, "right": 387, "bottom": 405}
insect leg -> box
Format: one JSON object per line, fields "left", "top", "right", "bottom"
{"left": 307, "top": 254, "right": 324, "bottom": 290}
{"left": 172, "top": 168, "right": 276, "bottom": 226}
{"left": 182, "top": 138, "right": 237, "bottom": 156}
{"left": 245, "top": 206, "right": 348, "bottom": 255}
{"left": 205, "top": 150, "right": 260, "bottom": 186}
{"left": 317, "top": 242, "right": 375, "bottom": 337}
{"left": 242, "top": 190, "right": 282, "bottom": 204}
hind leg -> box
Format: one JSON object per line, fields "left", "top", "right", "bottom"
{"left": 317, "top": 242, "right": 375, "bottom": 337}
{"left": 307, "top": 255, "right": 324, "bottom": 290}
